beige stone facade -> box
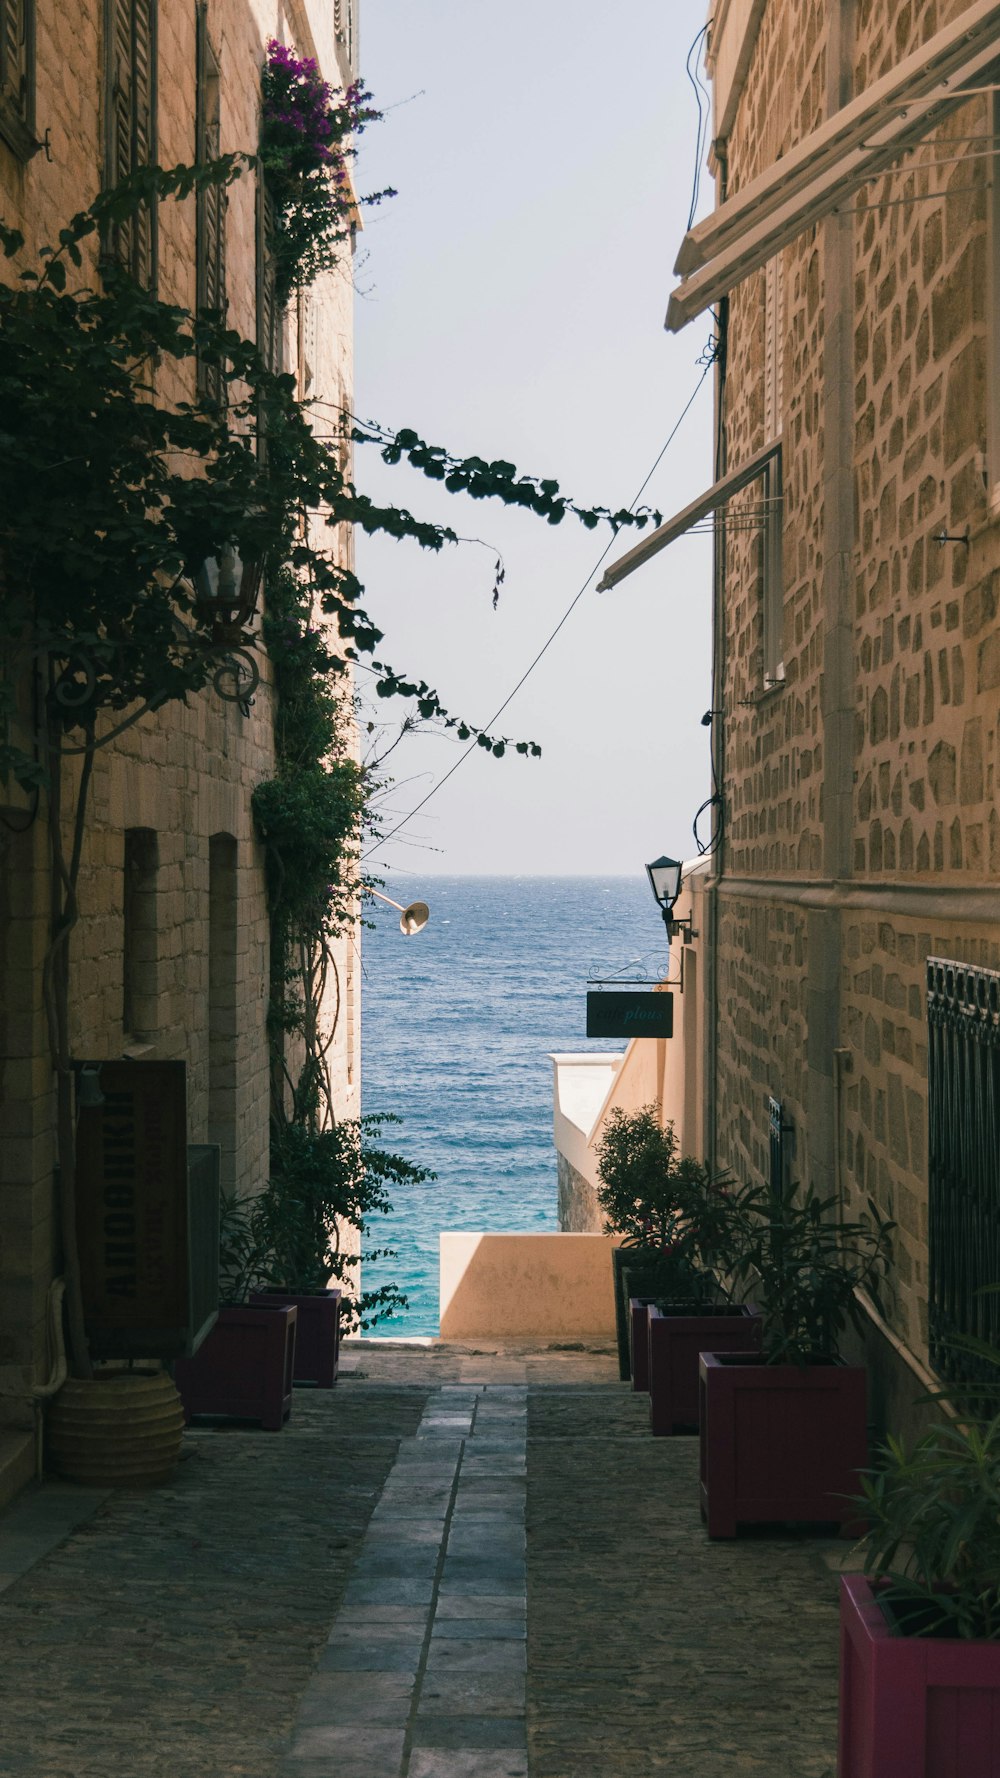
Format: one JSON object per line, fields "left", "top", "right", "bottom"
{"left": 0, "top": 0, "right": 359, "bottom": 1454}
{"left": 590, "top": 0, "right": 1000, "bottom": 1435}
{"left": 703, "top": 0, "right": 1000, "bottom": 1423}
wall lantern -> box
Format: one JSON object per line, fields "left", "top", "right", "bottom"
{"left": 192, "top": 543, "right": 264, "bottom": 646}
{"left": 369, "top": 887, "right": 430, "bottom": 937}
{"left": 645, "top": 854, "right": 695, "bottom": 943}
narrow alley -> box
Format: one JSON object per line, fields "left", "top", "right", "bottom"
{"left": 0, "top": 1343, "right": 843, "bottom": 1777}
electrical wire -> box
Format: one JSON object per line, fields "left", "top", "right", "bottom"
{"left": 362, "top": 358, "right": 714, "bottom": 864}
{"left": 686, "top": 20, "right": 714, "bottom": 231}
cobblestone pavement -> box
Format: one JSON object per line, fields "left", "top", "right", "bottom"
{"left": 0, "top": 1381, "right": 428, "bottom": 1778}
{"left": 0, "top": 1341, "right": 847, "bottom": 1777}
{"left": 526, "top": 1384, "right": 843, "bottom": 1778}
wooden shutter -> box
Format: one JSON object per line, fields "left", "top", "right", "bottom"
{"left": 0, "top": 0, "right": 24, "bottom": 106}
{"left": 196, "top": 7, "right": 226, "bottom": 401}
{"left": 104, "top": 0, "right": 156, "bottom": 287}
{"left": 256, "top": 176, "right": 278, "bottom": 375}
{"left": 131, "top": 0, "right": 156, "bottom": 288}
{"left": 0, "top": 0, "right": 36, "bottom": 157}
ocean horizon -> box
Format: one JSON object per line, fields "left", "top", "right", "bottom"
{"left": 360, "top": 873, "right": 662, "bottom": 1336}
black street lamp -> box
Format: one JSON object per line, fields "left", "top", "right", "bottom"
{"left": 645, "top": 854, "right": 695, "bottom": 942}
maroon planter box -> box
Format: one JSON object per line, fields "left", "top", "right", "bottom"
{"left": 698, "top": 1350, "right": 868, "bottom": 1538}
{"left": 629, "top": 1298, "right": 655, "bottom": 1393}
{"left": 838, "top": 1573, "right": 1000, "bottom": 1778}
{"left": 647, "top": 1303, "right": 762, "bottom": 1434}
{"left": 250, "top": 1289, "right": 341, "bottom": 1388}
{"left": 174, "top": 1304, "right": 297, "bottom": 1431}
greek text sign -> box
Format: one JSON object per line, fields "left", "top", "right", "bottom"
{"left": 586, "top": 991, "right": 673, "bottom": 1040}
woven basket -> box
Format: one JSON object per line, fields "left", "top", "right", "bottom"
{"left": 47, "top": 1369, "right": 184, "bottom": 1486}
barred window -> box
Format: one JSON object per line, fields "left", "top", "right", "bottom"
{"left": 0, "top": 0, "right": 36, "bottom": 159}
{"left": 195, "top": 5, "right": 226, "bottom": 403}
{"left": 104, "top": 0, "right": 157, "bottom": 288}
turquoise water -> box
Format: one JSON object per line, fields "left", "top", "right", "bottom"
{"left": 361, "top": 875, "right": 660, "bottom": 1335}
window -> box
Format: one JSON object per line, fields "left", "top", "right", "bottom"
{"left": 988, "top": 92, "right": 1000, "bottom": 509}
{"left": 256, "top": 174, "right": 278, "bottom": 376}
{"left": 195, "top": 5, "right": 226, "bottom": 402}
{"left": 208, "top": 833, "right": 237, "bottom": 1192}
{"left": 759, "top": 443, "right": 784, "bottom": 689}
{"left": 927, "top": 957, "right": 1000, "bottom": 1387}
{"left": 104, "top": 0, "right": 157, "bottom": 288}
{"left": 122, "top": 828, "right": 159, "bottom": 1046}
{"left": 0, "top": 0, "right": 37, "bottom": 160}
{"left": 764, "top": 254, "right": 784, "bottom": 443}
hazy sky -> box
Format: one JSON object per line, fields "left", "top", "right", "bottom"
{"left": 352, "top": 2, "right": 717, "bottom": 882}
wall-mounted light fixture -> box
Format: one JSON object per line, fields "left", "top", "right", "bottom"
{"left": 368, "top": 887, "right": 430, "bottom": 936}
{"left": 645, "top": 854, "right": 696, "bottom": 943}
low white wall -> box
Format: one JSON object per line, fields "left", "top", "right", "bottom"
{"left": 439, "top": 1232, "right": 622, "bottom": 1340}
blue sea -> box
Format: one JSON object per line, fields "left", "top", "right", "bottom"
{"left": 361, "top": 875, "right": 661, "bottom": 1335}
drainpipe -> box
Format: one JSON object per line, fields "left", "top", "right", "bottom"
{"left": 705, "top": 140, "right": 729, "bottom": 1176}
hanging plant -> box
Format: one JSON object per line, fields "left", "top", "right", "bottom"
{"left": 260, "top": 40, "right": 392, "bottom": 304}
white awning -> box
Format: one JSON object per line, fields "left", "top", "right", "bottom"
{"left": 596, "top": 440, "right": 780, "bottom": 592}
{"left": 667, "top": 0, "right": 1000, "bottom": 332}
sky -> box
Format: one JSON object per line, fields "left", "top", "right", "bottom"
{"left": 352, "top": 1, "right": 717, "bottom": 881}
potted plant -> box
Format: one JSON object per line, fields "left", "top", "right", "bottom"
{"left": 643, "top": 1167, "right": 765, "bottom": 1433}
{"left": 595, "top": 1106, "right": 718, "bottom": 1382}
{"left": 172, "top": 1195, "right": 298, "bottom": 1431}
{"left": 698, "top": 1176, "right": 893, "bottom": 1537}
{"left": 839, "top": 1406, "right": 1000, "bottom": 1777}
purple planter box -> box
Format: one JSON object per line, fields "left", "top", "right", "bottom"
{"left": 647, "top": 1303, "right": 762, "bottom": 1434}
{"left": 629, "top": 1299, "right": 655, "bottom": 1393}
{"left": 249, "top": 1289, "right": 341, "bottom": 1389}
{"left": 838, "top": 1573, "right": 1000, "bottom": 1778}
{"left": 174, "top": 1303, "right": 297, "bottom": 1431}
{"left": 698, "top": 1350, "right": 868, "bottom": 1538}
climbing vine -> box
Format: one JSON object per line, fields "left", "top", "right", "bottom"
{"left": 0, "top": 147, "right": 660, "bottom": 1368}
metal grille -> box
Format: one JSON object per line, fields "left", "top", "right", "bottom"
{"left": 768, "top": 1095, "right": 788, "bottom": 1197}
{"left": 927, "top": 956, "right": 1000, "bottom": 1384}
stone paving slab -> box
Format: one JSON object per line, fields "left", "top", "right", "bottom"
{"left": 0, "top": 1386, "right": 427, "bottom": 1777}
{"left": 526, "top": 1386, "right": 844, "bottom": 1778}
{"left": 0, "top": 1340, "right": 852, "bottom": 1776}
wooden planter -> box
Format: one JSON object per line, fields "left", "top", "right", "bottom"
{"left": 249, "top": 1289, "right": 341, "bottom": 1388}
{"left": 698, "top": 1351, "right": 868, "bottom": 1538}
{"left": 173, "top": 1304, "right": 297, "bottom": 1431}
{"left": 612, "top": 1249, "right": 696, "bottom": 1381}
{"left": 838, "top": 1573, "right": 1000, "bottom": 1777}
{"left": 629, "top": 1298, "right": 655, "bottom": 1392}
{"left": 647, "top": 1303, "right": 762, "bottom": 1434}
{"left": 47, "top": 1368, "right": 184, "bottom": 1486}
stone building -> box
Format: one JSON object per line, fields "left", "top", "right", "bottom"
{"left": 0, "top": 0, "right": 360, "bottom": 1501}
{"left": 594, "top": 0, "right": 1000, "bottom": 1434}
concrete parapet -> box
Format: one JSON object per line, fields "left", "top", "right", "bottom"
{"left": 439, "top": 1233, "right": 621, "bottom": 1340}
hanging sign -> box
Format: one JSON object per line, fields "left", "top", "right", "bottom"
{"left": 586, "top": 991, "right": 673, "bottom": 1040}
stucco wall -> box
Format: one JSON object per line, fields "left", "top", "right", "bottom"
{"left": 439, "top": 1233, "right": 621, "bottom": 1341}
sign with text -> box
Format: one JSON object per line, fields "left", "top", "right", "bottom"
{"left": 586, "top": 991, "right": 674, "bottom": 1040}
{"left": 76, "top": 1060, "right": 190, "bottom": 1354}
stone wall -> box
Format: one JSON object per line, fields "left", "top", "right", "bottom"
{"left": 706, "top": 0, "right": 1000, "bottom": 1374}
{"left": 0, "top": 0, "right": 358, "bottom": 1423}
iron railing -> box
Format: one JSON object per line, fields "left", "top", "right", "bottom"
{"left": 927, "top": 956, "right": 1000, "bottom": 1385}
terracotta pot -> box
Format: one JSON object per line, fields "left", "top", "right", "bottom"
{"left": 47, "top": 1368, "right": 184, "bottom": 1486}
{"left": 647, "top": 1303, "right": 762, "bottom": 1434}
{"left": 698, "top": 1350, "right": 868, "bottom": 1538}
{"left": 249, "top": 1289, "right": 341, "bottom": 1388}
{"left": 173, "top": 1304, "right": 297, "bottom": 1431}
{"left": 838, "top": 1573, "right": 1000, "bottom": 1777}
